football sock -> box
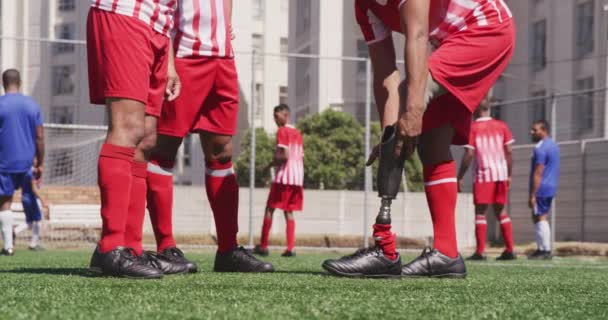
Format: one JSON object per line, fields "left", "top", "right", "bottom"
{"left": 124, "top": 160, "right": 147, "bottom": 255}
{"left": 286, "top": 217, "right": 295, "bottom": 252}
{"left": 373, "top": 224, "right": 397, "bottom": 260}
{"left": 499, "top": 213, "right": 514, "bottom": 253}
{"left": 424, "top": 161, "right": 459, "bottom": 258}
{"left": 538, "top": 220, "right": 551, "bottom": 251}
{"left": 205, "top": 160, "right": 239, "bottom": 254}
{"left": 30, "top": 221, "right": 41, "bottom": 248}
{"left": 260, "top": 216, "right": 272, "bottom": 250}
{"left": 98, "top": 143, "right": 134, "bottom": 253}
{"left": 147, "top": 156, "right": 177, "bottom": 253}
{"left": 534, "top": 221, "right": 543, "bottom": 250}
{"left": 475, "top": 215, "right": 487, "bottom": 255}
{"left": 0, "top": 210, "right": 14, "bottom": 250}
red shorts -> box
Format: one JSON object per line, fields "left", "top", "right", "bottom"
{"left": 424, "top": 20, "right": 515, "bottom": 145}
{"left": 267, "top": 183, "right": 303, "bottom": 212}
{"left": 87, "top": 8, "right": 170, "bottom": 117}
{"left": 157, "top": 57, "right": 239, "bottom": 137}
{"left": 473, "top": 181, "right": 509, "bottom": 205}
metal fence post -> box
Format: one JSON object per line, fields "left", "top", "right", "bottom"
{"left": 248, "top": 50, "right": 257, "bottom": 248}
{"left": 550, "top": 95, "right": 557, "bottom": 250}
{"left": 363, "top": 58, "right": 372, "bottom": 248}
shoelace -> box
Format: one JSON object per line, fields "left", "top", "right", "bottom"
{"left": 236, "top": 247, "right": 261, "bottom": 264}
{"left": 120, "top": 248, "right": 138, "bottom": 262}
{"left": 344, "top": 247, "right": 379, "bottom": 260}
{"left": 419, "top": 247, "right": 435, "bottom": 274}
{"left": 166, "top": 247, "right": 185, "bottom": 258}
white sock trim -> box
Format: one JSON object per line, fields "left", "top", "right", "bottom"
{"left": 148, "top": 163, "right": 174, "bottom": 176}
{"left": 424, "top": 177, "right": 457, "bottom": 186}
{"left": 206, "top": 167, "right": 235, "bottom": 177}
{"left": 500, "top": 217, "right": 512, "bottom": 224}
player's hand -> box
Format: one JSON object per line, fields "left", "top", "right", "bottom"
{"left": 528, "top": 195, "right": 536, "bottom": 209}
{"left": 457, "top": 179, "right": 464, "bottom": 193}
{"left": 394, "top": 107, "right": 423, "bottom": 159}
{"left": 34, "top": 165, "right": 43, "bottom": 181}
{"left": 230, "top": 25, "right": 236, "bottom": 40}
{"left": 507, "top": 177, "right": 512, "bottom": 190}
{"left": 165, "top": 65, "right": 181, "bottom": 102}
{"left": 365, "top": 144, "right": 380, "bottom": 166}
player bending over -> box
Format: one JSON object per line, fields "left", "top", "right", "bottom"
{"left": 142, "top": 0, "right": 274, "bottom": 273}
{"left": 528, "top": 120, "right": 559, "bottom": 260}
{"left": 322, "top": 0, "right": 515, "bottom": 278}
{"left": 87, "top": 0, "right": 181, "bottom": 279}
{"left": 254, "top": 104, "right": 304, "bottom": 258}
{"left": 457, "top": 98, "right": 516, "bottom": 261}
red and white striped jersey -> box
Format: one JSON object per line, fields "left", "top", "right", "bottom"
{"left": 173, "top": 0, "right": 234, "bottom": 58}
{"left": 465, "top": 117, "right": 514, "bottom": 183}
{"left": 274, "top": 125, "right": 304, "bottom": 187}
{"left": 90, "top": 0, "right": 177, "bottom": 37}
{"left": 355, "top": 0, "right": 513, "bottom": 45}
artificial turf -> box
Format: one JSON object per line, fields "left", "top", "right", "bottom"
{"left": 0, "top": 249, "right": 607, "bottom": 320}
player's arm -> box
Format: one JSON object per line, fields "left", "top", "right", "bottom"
{"left": 34, "top": 125, "right": 45, "bottom": 180}
{"left": 504, "top": 143, "right": 513, "bottom": 188}
{"left": 31, "top": 181, "right": 49, "bottom": 208}
{"left": 529, "top": 163, "right": 544, "bottom": 209}
{"left": 227, "top": 0, "right": 235, "bottom": 39}
{"left": 395, "top": 0, "right": 430, "bottom": 157}
{"left": 457, "top": 148, "right": 474, "bottom": 192}
{"left": 165, "top": 41, "right": 181, "bottom": 101}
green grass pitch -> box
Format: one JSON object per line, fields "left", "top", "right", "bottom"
{"left": 1, "top": 250, "right": 607, "bottom": 319}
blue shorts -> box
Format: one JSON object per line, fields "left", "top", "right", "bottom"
{"left": 0, "top": 172, "right": 26, "bottom": 196}
{"left": 22, "top": 197, "right": 42, "bottom": 223}
{"left": 534, "top": 197, "right": 554, "bottom": 216}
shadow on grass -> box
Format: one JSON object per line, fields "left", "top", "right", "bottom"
{"left": 273, "top": 270, "right": 329, "bottom": 276}
{"left": 0, "top": 267, "right": 94, "bottom": 277}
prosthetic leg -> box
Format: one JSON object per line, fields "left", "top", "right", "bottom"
{"left": 376, "top": 125, "right": 407, "bottom": 225}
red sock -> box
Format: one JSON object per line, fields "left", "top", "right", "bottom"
{"left": 206, "top": 160, "right": 239, "bottom": 253}
{"left": 124, "top": 160, "right": 147, "bottom": 256}
{"left": 373, "top": 224, "right": 397, "bottom": 260}
{"left": 499, "top": 213, "right": 514, "bottom": 253}
{"left": 475, "top": 215, "right": 487, "bottom": 255}
{"left": 98, "top": 144, "right": 134, "bottom": 253}
{"left": 147, "top": 156, "right": 176, "bottom": 252}
{"left": 286, "top": 218, "right": 295, "bottom": 252}
{"left": 260, "top": 216, "right": 273, "bottom": 249}
{"left": 424, "top": 161, "right": 458, "bottom": 258}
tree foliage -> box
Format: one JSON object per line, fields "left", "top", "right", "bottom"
{"left": 235, "top": 128, "right": 275, "bottom": 187}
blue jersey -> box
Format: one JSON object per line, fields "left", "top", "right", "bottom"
{"left": 529, "top": 137, "right": 560, "bottom": 197}
{"left": 0, "top": 93, "right": 43, "bottom": 172}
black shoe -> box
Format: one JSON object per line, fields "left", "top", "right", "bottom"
{"left": 322, "top": 247, "right": 402, "bottom": 278}
{"left": 466, "top": 253, "right": 487, "bottom": 261}
{"left": 401, "top": 247, "right": 467, "bottom": 278}
{"left": 527, "top": 249, "right": 543, "bottom": 260}
{"left": 89, "top": 246, "right": 163, "bottom": 279}
{"left": 28, "top": 245, "right": 44, "bottom": 251}
{"left": 252, "top": 245, "right": 269, "bottom": 257}
{"left": 214, "top": 246, "right": 274, "bottom": 273}
{"left": 496, "top": 251, "right": 517, "bottom": 261}
{"left": 156, "top": 247, "right": 198, "bottom": 274}
{"left": 281, "top": 250, "right": 296, "bottom": 257}
{"left": 0, "top": 248, "right": 14, "bottom": 256}
{"left": 540, "top": 251, "right": 553, "bottom": 260}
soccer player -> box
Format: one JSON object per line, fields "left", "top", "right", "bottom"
{"left": 142, "top": 0, "right": 274, "bottom": 273}
{"left": 528, "top": 120, "right": 559, "bottom": 260}
{"left": 322, "top": 0, "right": 515, "bottom": 278}
{"left": 457, "top": 98, "right": 516, "bottom": 261}
{"left": 253, "top": 104, "right": 304, "bottom": 258}
{"left": 86, "top": 0, "right": 181, "bottom": 279}
{"left": 21, "top": 159, "right": 49, "bottom": 250}
{"left": 0, "top": 69, "right": 45, "bottom": 256}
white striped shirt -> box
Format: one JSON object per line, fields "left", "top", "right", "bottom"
{"left": 91, "top": 0, "right": 177, "bottom": 37}
{"left": 465, "top": 117, "right": 514, "bottom": 183}
{"left": 274, "top": 125, "right": 304, "bottom": 187}
{"left": 173, "top": 0, "right": 234, "bottom": 58}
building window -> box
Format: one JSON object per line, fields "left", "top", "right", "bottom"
{"left": 280, "top": 37, "right": 288, "bottom": 61}
{"left": 296, "top": 0, "right": 311, "bottom": 36}
{"left": 252, "top": 0, "right": 264, "bottom": 19}
{"left": 279, "top": 86, "right": 288, "bottom": 105}
{"left": 531, "top": 20, "right": 546, "bottom": 71}
{"left": 529, "top": 90, "right": 546, "bottom": 122}
{"left": 357, "top": 39, "right": 369, "bottom": 79}
{"left": 252, "top": 34, "right": 263, "bottom": 71}
{"left": 54, "top": 23, "right": 75, "bottom": 54}
{"left": 574, "top": 77, "right": 594, "bottom": 133}
{"left": 52, "top": 65, "right": 75, "bottom": 96}
{"left": 183, "top": 134, "right": 192, "bottom": 167}
{"left": 576, "top": 0, "right": 594, "bottom": 57}
{"left": 58, "top": 0, "right": 75, "bottom": 11}
{"left": 255, "top": 83, "right": 264, "bottom": 116}
{"left": 50, "top": 106, "right": 74, "bottom": 124}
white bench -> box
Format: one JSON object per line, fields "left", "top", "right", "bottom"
{"left": 48, "top": 204, "right": 101, "bottom": 227}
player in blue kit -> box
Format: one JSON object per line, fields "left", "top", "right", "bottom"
{"left": 528, "top": 120, "right": 560, "bottom": 260}
{"left": 0, "top": 69, "right": 45, "bottom": 256}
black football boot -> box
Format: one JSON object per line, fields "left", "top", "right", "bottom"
{"left": 252, "top": 245, "right": 269, "bottom": 257}
{"left": 322, "top": 247, "right": 402, "bottom": 278}
{"left": 466, "top": 252, "right": 487, "bottom": 261}
{"left": 157, "top": 247, "right": 198, "bottom": 273}
{"left": 401, "top": 247, "right": 467, "bottom": 279}
{"left": 496, "top": 250, "right": 517, "bottom": 261}
{"left": 214, "top": 246, "right": 274, "bottom": 272}
{"left": 89, "top": 246, "right": 163, "bottom": 279}
{"left": 281, "top": 250, "right": 296, "bottom": 257}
